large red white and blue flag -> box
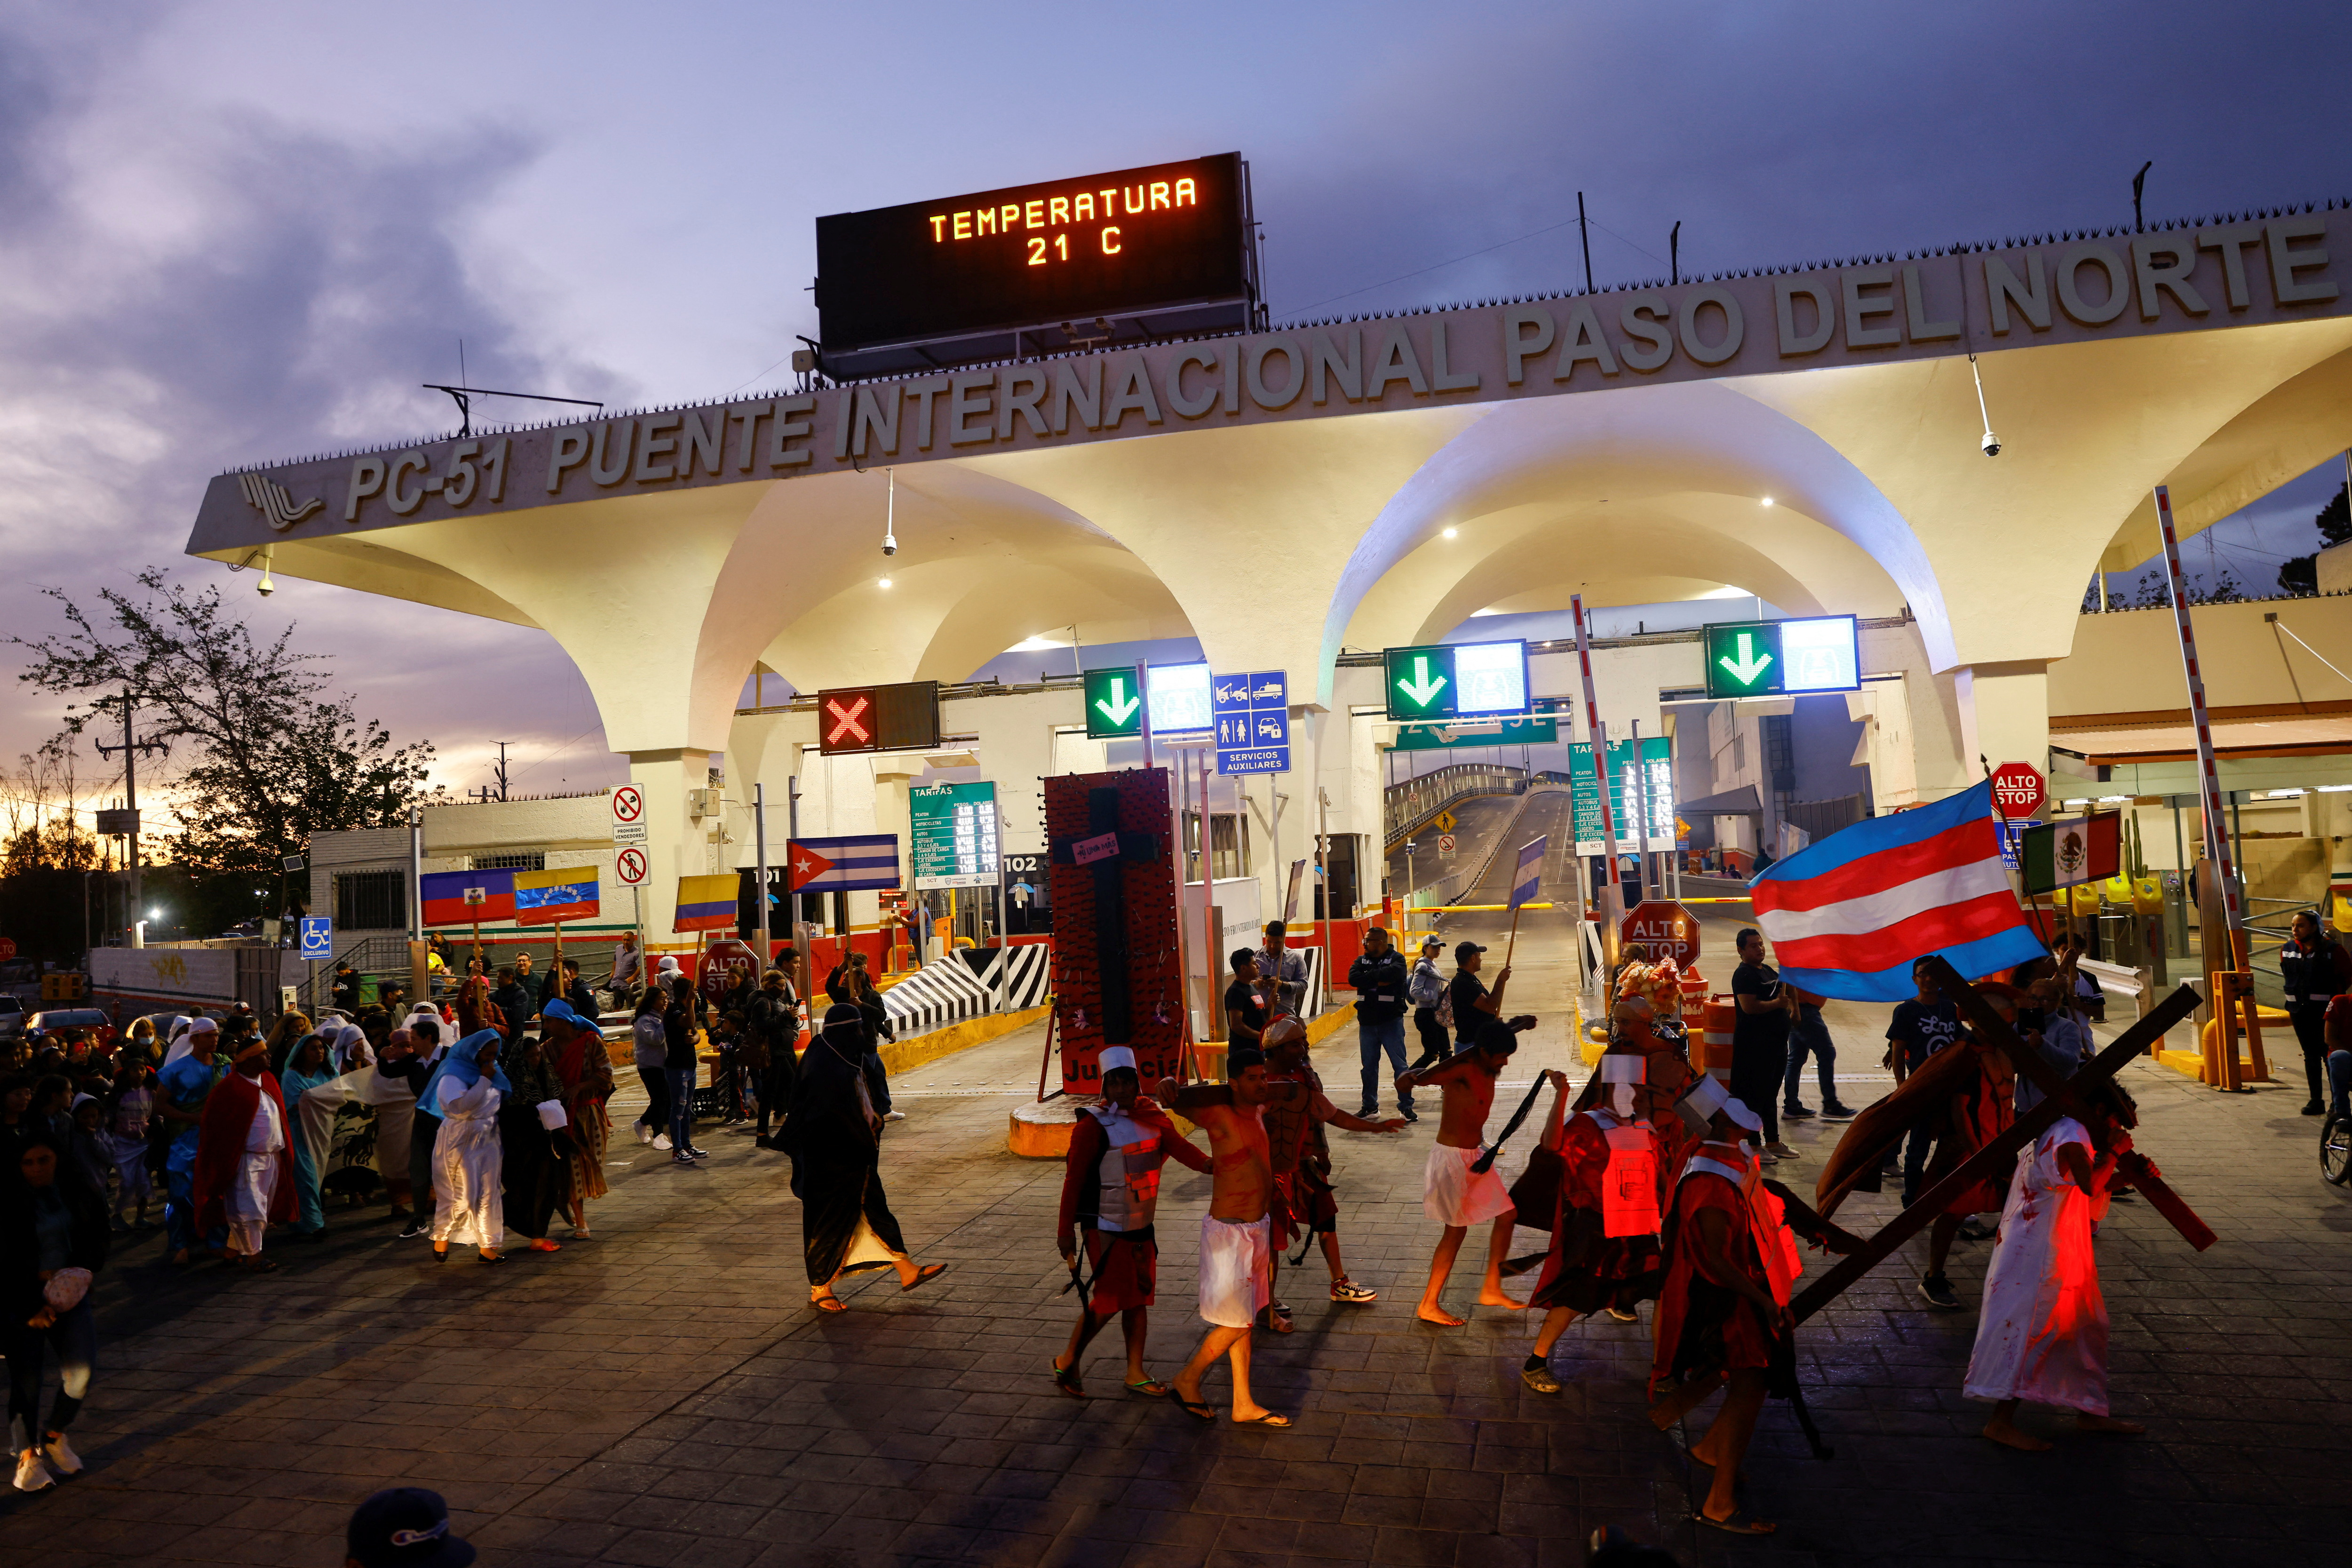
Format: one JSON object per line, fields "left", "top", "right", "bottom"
{"left": 1748, "top": 779, "right": 2043, "bottom": 1002}
{"left": 1509, "top": 835, "right": 1548, "bottom": 911}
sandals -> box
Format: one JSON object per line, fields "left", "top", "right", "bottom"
{"left": 1172, "top": 1393, "right": 1216, "bottom": 1421}
{"left": 1693, "top": 1509, "right": 1775, "bottom": 1536}
{"left": 529, "top": 1239, "right": 561, "bottom": 1253}
{"left": 241, "top": 1255, "right": 280, "bottom": 1273}
{"left": 1329, "top": 1278, "right": 1377, "bottom": 1304}
{"left": 1233, "top": 1412, "right": 1292, "bottom": 1427}
{"left": 1051, "top": 1360, "right": 1086, "bottom": 1399}
{"left": 900, "top": 1263, "right": 948, "bottom": 1294}
{"left": 1266, "top": 1302, "right": 1295, "bottom": 1334}
{"left": 1123, "top": 1377, "right": 1169, "bottom": 1398}
{"left": 1520, "top": 1362, "right": 1564, "bottom": 1395}
{"left": 810, "top": 1294, "right": 847, "bottom": 1314}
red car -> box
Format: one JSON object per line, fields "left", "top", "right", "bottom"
{"left": 23, "top": 1008, "right": 117, "bottom": 1051}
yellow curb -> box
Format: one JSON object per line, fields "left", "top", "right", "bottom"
{"left": 880, "top": 1003, "right": 1052, "bottom": 1077}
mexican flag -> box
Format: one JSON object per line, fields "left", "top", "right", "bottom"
{"left": 2020, "top": 811, "right": 2122, "bottom": 896}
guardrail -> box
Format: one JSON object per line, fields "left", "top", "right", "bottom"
{"left": 1383, "top": 762, "right": 1530, "bottom": 845}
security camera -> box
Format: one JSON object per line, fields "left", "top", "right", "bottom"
{"left": 257, "top": 570, "right": 275, "bottom": 597}
{"left": 1980, "top": 430, "right": 2002, "bottom": 458}
{"left": 881, "top": 533, "right": 898, "bottom": 557}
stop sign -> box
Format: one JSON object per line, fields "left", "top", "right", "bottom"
{"left": 1991, "top": 761, "right": 2046, "bottom": 820}
{"left": 0, "top": 937, "right": 15, "bottom": 962}
{"left": 1621, "top": 901, "right": 1700, "bottom": 966}
{"left": 698, "top": 939, "right": 762, "bottom": 1004}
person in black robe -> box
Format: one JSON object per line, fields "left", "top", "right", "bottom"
{"left": 498, "top": 1035, "right": 573, "bottom": 1253}
{"left": 780, "top": 1005, "right": 945, "bottom": 1312}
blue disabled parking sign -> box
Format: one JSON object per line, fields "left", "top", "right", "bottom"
{"left": 1212, "top": 669, "right": 1290, "bottom": 775}
{"left": 299, "top": 917, "right": 333, "bottom": 960}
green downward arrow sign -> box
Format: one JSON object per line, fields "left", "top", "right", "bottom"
{"left": 1717, "top": 632, "right": 1774, "bottom": 686}
{"left": 1396, "top": 655, "right": 1447, "bottom": 707}
{"left": 1094, "top": 677, "right": 1140, "bottom": 724}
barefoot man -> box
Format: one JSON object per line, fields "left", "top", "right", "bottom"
{"left": 1052, "top": 1047, "right": 1213, "bottom": 1399}
{"left": 1260, "top": 1016, "right": 1405, "bottom": 1326}
{"left": 1398, "top": 1015, "right": 1538, "bottom": 1325}
{"left": 1160, "top": 1047, "right": 1291, "bottom": 1426}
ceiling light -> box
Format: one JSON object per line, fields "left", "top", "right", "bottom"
{"left": 1441, "top": 527, "right": 1458, "bottom": 539}
{"left": 1760, "top": 496, "right": 1773, "bottom": 507}
{"left": 2098, "top": 795, "right": 2128, "bottom": 803}
{"left": 877, "top": 576, "right": 892, "bottom": 589}
{"left": 2318, "top": 784, "right": 2352, "bottom": 793}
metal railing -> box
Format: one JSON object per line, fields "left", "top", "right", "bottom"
{"left": 1383, "top": 763, "right": 1530, "bottom": 845}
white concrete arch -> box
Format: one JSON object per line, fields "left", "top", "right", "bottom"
{"left": 1326, "top": 382, "right": 1953, "bottom": 670}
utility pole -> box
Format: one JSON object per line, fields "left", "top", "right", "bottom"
{"left": 1577, "top": 191, "right": 1594, "bottom": 294}
{"left": 93, "top": 690, "right": 164, "bottom": 946}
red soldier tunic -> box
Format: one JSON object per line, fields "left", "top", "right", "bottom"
{"left": 1649, "top": 1142, "right": 1802, "bottom": 1396}
{"left": 1530, "top": 1108, "right": 1666, "bottom": 1314}
{"left": 1056, "top": 1097, "right": 1211, "bottom": 1314}
{"left": 1263, "top": 1066, "right": 1339, "bottom": 1251}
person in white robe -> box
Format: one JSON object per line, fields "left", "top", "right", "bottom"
{"left": 226, "top": 1076, "right": 287, "bottom": 1258}
{"left": 1963, "top": 1112, "right": 2145, "bottom": 1449}
{"left": 419, "top": 1029, "right": 509, "bottom": 1263}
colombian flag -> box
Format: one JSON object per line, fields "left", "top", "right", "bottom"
{"left": 515, "top": 866, "right": 600, "bottom": 926}
{"left": 673, "top": 873, "right": 739, "bottom": 933}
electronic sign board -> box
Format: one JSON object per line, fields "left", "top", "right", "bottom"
{"left": 1382, "top": 640, "right": 1529, "bottom": 722}
{"left": 816, "top": 154, "right": 1251, "bottom": 354}
{"left": 1701, "top": 617, "right": 1859, "bottom": 700}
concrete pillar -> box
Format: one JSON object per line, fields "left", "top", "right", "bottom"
{"left": 1953, "top": 662, "right": 2050, "bottom": 792}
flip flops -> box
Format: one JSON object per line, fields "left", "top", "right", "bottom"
{"left": 1233, "top": 1412, "right": 1291, "bottom": 1427}
{"left": 900, "top": 1263, "right": 948, "bottom": 1293}
{"left": 1693, "top": 1509, "right": 1775, "bottom": 1535}
{"left": 1172, "top": 1394, "right": 1216, "bottom": 1422}
{"left": 1051, "top": 1360, "right": 1086, "bottom": 1399}
{"left": 810, "top": 1294, "right": 847, "bottom": 1313}
{"left": 1123, "top": 1377, "right": 1169, "bottom": 1398}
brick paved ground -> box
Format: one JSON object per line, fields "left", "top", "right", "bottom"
{"left": 2, "top": 901, "right": 2347, "bottom": 1567}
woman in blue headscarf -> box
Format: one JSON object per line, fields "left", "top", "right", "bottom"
{"left": 276, "top": 1031, "right": 338, "bottom": 1241}
{"left": 419, "top": 1030, "right": 509, "bottom": 1264}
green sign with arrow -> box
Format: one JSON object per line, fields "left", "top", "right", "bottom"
{"left": 1083, "top": 665, "right": 1144, "bottom": 738}
{"left": 1383, "top": 644, "right": 1457, "bottom": 720}
{"left": 1703, "top": 621, "right": 1786, "bottom": 700}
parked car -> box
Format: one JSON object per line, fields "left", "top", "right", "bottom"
{"left": 0, "top": 993, "right": 24, "bottom": 1038}
{"left": 24, "top": 1008, "right": 116, "bottom": 1050}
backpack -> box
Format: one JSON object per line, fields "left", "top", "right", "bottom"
{"left": 1435, "top": 974, "right": 1456, "bottom": 1033}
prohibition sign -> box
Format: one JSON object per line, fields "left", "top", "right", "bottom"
{"left": 612, "top": 785, "right": 645, "bottom": 824}
{"left": 616, "top": 847, "right": 649, "bottom": 885}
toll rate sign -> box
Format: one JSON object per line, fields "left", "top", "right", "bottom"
{"left": 1701, "top": 616, "right": 1860, "bottom": 700}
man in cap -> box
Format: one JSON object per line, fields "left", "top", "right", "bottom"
{"left": 1404, "top": 933, "right": 1451, "bottom": 1077}
{"left": 1159, "top": 1047, "right": 1291, "bottom": 1426}
{"left": 1255, "top": 921, "right": 1308, "bottom": 1019}
{"left": 1646, "top": 1078, "right": 1797, "bottom": 1536}
{"left": 1346, "top": 925, "right": 1415, "bottom": 1121}
{"left": 1398, "top": 1014, "right": 1539, "bottom": 1324}
{"left": 345, "top": 1487, "right": 475, "bottom": 1568}
{"left": 1260, "top": 1016, "right": 1404, "bottom": 1321}
{"left": 1051, "top": 1046, "right": 1213, "bottom": 1398}
{"left": 1447, "top": 941, "right": 1511, "bottom": 1053}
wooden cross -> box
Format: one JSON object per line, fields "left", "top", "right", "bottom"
{"left": 1790, "top": 960, "right": 2211, "bottom": 1325}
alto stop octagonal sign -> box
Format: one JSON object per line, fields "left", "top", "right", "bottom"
{"left": 1621, "top": 901, "right": 1700, "bottom": 966}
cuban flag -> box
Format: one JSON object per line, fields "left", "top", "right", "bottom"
{"left": 674, "top": 874, "right": 741, "bottom": 933}
{"left": 787, "top": 834, "right": 901, "bottom": 893}
{"left": 514, "top": 866, "right": 599, "bottom": 926}
{"left": 1748, "top": 779, "right": 2044, "bottom": 1002}
{"left": 1509, "top": 834, "right": 1548, "bottom": 911}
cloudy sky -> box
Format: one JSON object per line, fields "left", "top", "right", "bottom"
{"left": 3, "top": 0, "right": 2347, "bottom": 813}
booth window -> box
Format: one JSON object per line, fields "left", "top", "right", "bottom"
{"left": 334, "top": 870, "right": 405, "bottom": 931}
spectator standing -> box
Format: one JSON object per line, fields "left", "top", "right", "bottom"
{"left": 538, "top": 958, "right": 598, "bottom": 1021}
{"left": 826, "top": 954, "right": 900, "bottom": 1122}
{"left": 331, "top": 964, "right": 360, "bottom": 1015}
{"left": 1347, "top": 927, "right": 1414, "bottom": 1122}
{"left": 748, "top": 966, "right": 802, "bottom": 1147}
{"left": 1447, "top": 942, "right": 1509, "bottom": 1052}
{"left": 2280, "top": 909, "right": 2349, "bottom": 1115}
{"left": 455, "top": 976, "right": 509, "bottom": 1057}
{"left": 610, "top": 931, "right": 644, "bottom": 1008}
{"left": 1255, "top": 921, "right": 1308, "bottom": 1019}
{"left": 1729, "top": 928, "right": 1799, "bottom": 1162}
{"left": 488, "top": 967, "right": 533, "bottom": 1034}
{"left": 662, "top": 977, "right": 709, "bottom": 1167}
{"left": 1781, "top": 983, "right": 1855, "bottom": 1122}
{"left": 3, "top": 1136, "right": 107, "bottom": 1493}
{"left": 103, "top": 1060, "right": 155, "bottom": 1231}
{"left": 630, "top": 988, "right": 671, "bottom": 1150}
{"left": 1406, "top": 935, "right": 1451, "bottom": 1073}
{"left": 1223, "top": 952, "right": 1267, "bottom": 1049}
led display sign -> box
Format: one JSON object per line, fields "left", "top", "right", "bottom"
{"left": 815, "top": 154, "right": 1251, "bottom": 356}
{"left": 1701, "top": 616, "right": 1859, "bottom": 699}
{"left": 1382, "top": 640, "right": 1529, "bottom": 722}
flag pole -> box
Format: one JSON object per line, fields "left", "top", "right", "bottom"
{"left": 1571, "top": 594, "right": 1625, "bottom": 970}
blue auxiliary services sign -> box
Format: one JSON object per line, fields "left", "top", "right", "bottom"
{"left": 1213, "top": 669, "right": 1289, "bottom": 775}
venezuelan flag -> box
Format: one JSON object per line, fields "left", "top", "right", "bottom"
{"left": 673, "top": 873, "right": 739, "bottom": 933}
{"left": 514, "top": 866, "right": 600, "bottom": 926}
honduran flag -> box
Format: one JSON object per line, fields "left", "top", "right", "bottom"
{"left": 674, "top": 874, "right": 740, "bottom": 933}
{"left": 1509, "top": 834, "right": 1548, "bottom": 911}
{"left": 421, "top": 868, "right": 516, "bottom": 928}
{"left": 1748, "top": 778, "right": 2044, "bottom": 1003}
{"left": 514, "top": 866, "right": 599, "bottom": 926}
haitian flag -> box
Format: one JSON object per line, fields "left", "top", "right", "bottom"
{"left": 674, "top": 874, "right": 740, "bottom": 933}
{"left": 514, "top": 866, "right": 599, "bottom": 926}
{"left": 1748, "top": 778, "right": 2043, "bottom": 1002}
{"left": 421, "top": 868, "right": 516, "bottom": 928}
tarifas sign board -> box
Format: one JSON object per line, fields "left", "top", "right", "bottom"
{"left": 816, "top": 154, "right": 1252, "bottom": 355}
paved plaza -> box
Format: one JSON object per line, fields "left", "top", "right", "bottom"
{"left": 2, "top": 916, "right": 2347, "bottom": 1568}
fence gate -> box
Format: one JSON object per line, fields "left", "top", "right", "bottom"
{"left": 234, "top": 947, "right": 282, "bottom": 1020}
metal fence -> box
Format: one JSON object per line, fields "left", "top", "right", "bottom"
{"left": 1383, "top": 763, "right": 1530, "bottom": 845}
